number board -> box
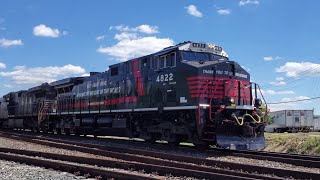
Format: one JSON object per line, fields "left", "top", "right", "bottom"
{"left": 192, "top": 43, "right": 206, "bottom": 48}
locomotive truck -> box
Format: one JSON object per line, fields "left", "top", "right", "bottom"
{"left": 0, "top": 41, "right": 267, "bottom": 150}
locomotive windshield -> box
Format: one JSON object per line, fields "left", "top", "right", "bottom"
{"left": 181, "top": 51, "right": 228, "bottom": 62}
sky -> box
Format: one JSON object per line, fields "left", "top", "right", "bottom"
{"left": 1, "top": 0, "right": 320, "bottom": 114}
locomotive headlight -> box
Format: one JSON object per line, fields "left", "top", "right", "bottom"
{"left": 229, "top": 97, "right": 235, "bottom": 104}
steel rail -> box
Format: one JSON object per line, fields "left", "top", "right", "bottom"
{"left": 0, "top": 131, "right": 319, "bottom": 179}
{"left": 0, "top": 147, "right": 269, "bottom": 180}
{"left": 0, "top": 151, "right": 156, "bottom": 180}
{"left": 211, "top": 148, "right": 320, "bottom": 168}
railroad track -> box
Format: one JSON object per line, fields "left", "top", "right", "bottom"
{"left": 69, "top": 132, "right": 320, "bottom": 168}
{"left": 0, "top": 130, "right": 319, "bottom": 179}
{"left": 211, "top": 148, "right": 320, "bottom": 168}
{"left": 0, "top": 131, "right": 277, "bottom": 180}
{"left": 10, "top": 129, "right": 319, "bottom": 168}
{"left": 0, "top": 148, "right": 157, "bottom": 180}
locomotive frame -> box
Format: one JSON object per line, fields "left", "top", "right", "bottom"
{"left": 0, "top": 41, "right": 267, "bottom": 150}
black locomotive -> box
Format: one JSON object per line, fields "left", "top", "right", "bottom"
{"left": 0, "top": 41, "right": 267, "bottom": 150}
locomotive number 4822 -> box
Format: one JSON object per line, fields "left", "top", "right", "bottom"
{"left": 156, "top": 73, "right": 174, "bottom": 82}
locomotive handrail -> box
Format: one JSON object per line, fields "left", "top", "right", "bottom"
{"left": 253, "top": 83, "right": 268, "bottom": 118}
{"left": 38, "top": 100, "right": 54, "bottom": 123}
{"left": 202, "top": 79, "right": 224, "bottom": 120}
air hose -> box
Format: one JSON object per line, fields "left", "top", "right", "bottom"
{"left": 232, "top": 114, "right": 244, "bottom": 126}
{"left": 233, "top": 113, "right": 262, "bottom": 125}
{"left": 244, "top": 113, "right": 261, "bottom": 123}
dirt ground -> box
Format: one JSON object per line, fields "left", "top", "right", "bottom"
{"left": 264, "top": 132, "right": 320, "bottom": 156}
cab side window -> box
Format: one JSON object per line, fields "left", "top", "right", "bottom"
{"left": 157, "top": 52, "right": 176, "bottom": 69}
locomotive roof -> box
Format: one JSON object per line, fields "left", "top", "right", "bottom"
{"left": 50, "top": 77, "right": 84, "bottom": 88}
{"left": 28, "top": 83, "right": 50, "bottom": 92}
{"left": 152, "top": 41, "right": 190, "bottom": 56}
{"left": 153, "top": 41, "right": 228, "bottom": 57}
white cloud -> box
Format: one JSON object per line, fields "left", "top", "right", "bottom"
{"left": 136, "top": 25, "right": 159, "bottom": 34}
{"left": 263, "top": 56, "right": 273, "bottom": 61}
{"left": 269, "top": 81, "right": 286, "bottom": 86}
{"left": 98, "top": 36, "right": 174, "bottom": 61}
{"left": 99, "top": 24, "right": 174, "bottom": 61}
{"left": 109, "top": 25, "right": 130, "bottom": 32}
{"left": 0, "top": 62, "right": 6, "bottom": 69}
{"left": 269, "top": 77, "right": 286, "bottom": 86}
{"left": 185, "top": 5, "right": 203, "bottom": 17}
{"left": 33, "top": 24, "right": 61, "bottom": 38}
{"left": 263, "top": 56, "right": 281, "bottom": 61}
{"left": 0, "top": 64, "right": 85, "bottom": 85}
{"left": 276, "top": 77, "right": 284, "bottom": 81}
{"left": 261, "top": 90, "right": 295, "bottom": 95}
{"left": 81, "top": 73, "right": 90, "bottom": 77}
{"left": 0, "top": 38, "right": 23, "bottom": 47}
{"left": 239, "top": 0, "right": 260, "bottom": 6}
{"left": 276, "top": 62, "right": 320, "bottom": 77}
{"left": 96, "top": 35, "right": 105, "bottom": 41}
{"left": 109, "top": 24, "right": 159, "bottom": 34}
{"left": 3, "top": 84, "right": 13, "bottom": 88}
{"left": 217, "top": 9, "right": 231, "bottom": 15}
{"left": 114, "top": 32, "right": 138, "bottom": 41}
{"left": 280, "top": 96, "right": 310, "bottom": 102}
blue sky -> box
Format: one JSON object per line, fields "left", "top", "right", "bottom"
{"left": 1, "top": 0, "right": 320, "bottom": 113}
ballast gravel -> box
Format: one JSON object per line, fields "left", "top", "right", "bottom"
{"left": 68, "top": 136, "right": 320, "bottom": 175}
{"left": 0, "top": 136, "right": 194, "bottom": 180}
{"left": 0, "top": 159, "right": 94, "bottom": 180}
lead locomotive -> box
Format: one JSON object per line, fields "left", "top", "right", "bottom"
{"left": 0, "top": 41, "right": 267, "bottom": 150}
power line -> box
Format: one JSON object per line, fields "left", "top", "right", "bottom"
{"left": 268, "top": 96, "right": 320, "bottom": 104}
{"left": 263, "top": 63, "right": 320, "bottom": 89}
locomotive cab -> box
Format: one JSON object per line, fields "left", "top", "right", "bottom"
{"left": 177, "top": 42, "right": 266, "bottom": 150}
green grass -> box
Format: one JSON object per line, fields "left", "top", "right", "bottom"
{"left": 264, "top": 133, "right": 320, "bottom": 155}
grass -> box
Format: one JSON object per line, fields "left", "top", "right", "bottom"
{"left": 264, "top": 132, "right": 320, "bottom": 155}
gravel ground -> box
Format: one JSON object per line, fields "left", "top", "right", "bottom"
{"left": 0, "top": 159, "right": 94, "bottom": 180}
{"left": 0, "top": 136, "right": 195, "bottom": 180}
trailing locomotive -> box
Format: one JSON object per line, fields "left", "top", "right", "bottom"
{"left": 0, "top": 41, "right": 267, "bottom": 150}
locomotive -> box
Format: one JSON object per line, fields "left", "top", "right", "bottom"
{"left": 0, "top": 41, "right": 267, "bottom": 150}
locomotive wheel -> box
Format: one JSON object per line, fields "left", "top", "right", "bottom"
{"left": 32, "top": 127, "right": 39, "bottom": 133}
{"left": 74, "top": 129, "right": 81, "bottom": 136}
{"left": 145, "top": 134, "right": 157, "bottom": 144}
{"left": 42, "top": 127, "right": 48, "bottom": 134}
{"left": 65, "top": 128, "right": 70, "bottom": 135}
{"left": 192, "top": 135, "right": 210, "bottom": 149}
{"left": 145, "top": 138, "right": 156, "bottom": 144}
{"left": 54, "top": 128, "right": 62, "bottom": 135}
{"left": 168, "top": 141, "right": 180, "bottom": 146}
{"left": 167, "top": 135, "right": 181, "bottom": 146}
{"left": 194, "top": 143, "right": 210, "bottom": 150}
